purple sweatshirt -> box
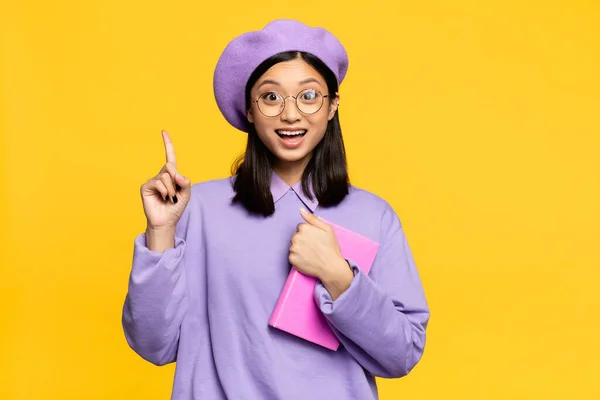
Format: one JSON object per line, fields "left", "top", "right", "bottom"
{"left": 122, "top": 172, "right": 429, "bottom": 399}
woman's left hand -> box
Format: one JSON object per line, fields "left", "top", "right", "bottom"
{"left": 289, "top": 208, "right": 354, "bottom": 299}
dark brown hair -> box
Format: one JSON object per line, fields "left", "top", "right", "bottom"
{"left": 231, "top": 51, "right": 350, "bottom": 217}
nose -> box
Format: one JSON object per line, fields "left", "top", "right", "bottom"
{"left": 280, "top": 96, "right": 301, "bottom": 123}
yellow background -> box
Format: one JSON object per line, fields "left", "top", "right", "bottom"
{"left": 1, "top": 0, "right": 599, "bottom": 398}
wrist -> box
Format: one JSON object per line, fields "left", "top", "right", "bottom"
{"left": 145, "top": 225, "right": 176, "bottom": 252}
{"left": 320, "top": 257, "right": 354, "bottom": 301}
{"left": 146, "top": 224, "right": 176, "bottom": 234}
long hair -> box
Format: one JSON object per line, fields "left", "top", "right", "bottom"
{"left": 231, "top": 51, "right": 350, "bottom": 217}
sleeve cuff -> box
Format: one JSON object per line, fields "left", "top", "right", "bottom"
{"left": 133, "top": 233, "right": 186, "bottom": 270}
{"left": 314, "top": 259, "right": 366, "bottom": 317}
{"left": 314, "top": 261, "right": 388, "bottom": 339}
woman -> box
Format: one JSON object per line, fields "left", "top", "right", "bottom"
{"left": 122, "top": 19, "right": 429, "bottom": 400}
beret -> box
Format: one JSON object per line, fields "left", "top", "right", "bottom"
{"left": 213, "top": 19, "right": 349, "bottom": 132}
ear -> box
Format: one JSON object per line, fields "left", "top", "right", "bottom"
{"left": 247, "top": 108, "right": 254, "bottom": 124}
{"left": 327, "top": 92, "right": 340, "bottom": 121}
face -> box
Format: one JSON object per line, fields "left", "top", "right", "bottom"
{"left": 247, "top": 57, "right": 340, "bottom": 167}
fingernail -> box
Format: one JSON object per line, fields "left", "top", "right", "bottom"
{"left": 300, "top": 207, "right": 308, "bottom": 214}
{"left": 176, "top": 172, "right": 183, "bottom": 180}
{"left": 173, "top": 195, "right": 178, "bottom": 204}
{"left": 175, "top": 184, "right": 181, "bottom": 192}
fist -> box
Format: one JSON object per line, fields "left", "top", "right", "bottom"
{"left": 288, "top": 208, "right": 348, "bottom": 281}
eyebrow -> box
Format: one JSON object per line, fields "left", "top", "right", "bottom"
{"left": 256, "top": 77, "right": 324, "bottom": 90}
{"left": 256, "top": 79, "right": 281, "bottom": 89}
{"left": 298, "top": 78, "right": 323, "bottom": 87}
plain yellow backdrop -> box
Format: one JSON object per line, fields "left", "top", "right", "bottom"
{"left": 1, "top": 0, "right": 599, "bottom": 399}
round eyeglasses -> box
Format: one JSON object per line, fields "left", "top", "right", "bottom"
{"left": 251, "top": 88, "right": 330, "bottom": 117}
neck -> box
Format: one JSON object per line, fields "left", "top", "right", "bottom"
{"left": 272, "top": 156, "right": 311, "bottom": 186}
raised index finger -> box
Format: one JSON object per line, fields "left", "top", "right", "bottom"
{"left": 162, "top": 130, "right": 177, "bottom": 165}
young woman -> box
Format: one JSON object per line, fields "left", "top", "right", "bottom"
{"left": 122, "top": 19, "right": 429, "bottom": 400}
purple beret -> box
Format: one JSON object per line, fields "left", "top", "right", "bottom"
{"left": 213, "top": 19, "right": 349, "bottom": 132}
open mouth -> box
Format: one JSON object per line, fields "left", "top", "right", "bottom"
{"left": 276, "top": 129, "right": 307, "bottom": 138}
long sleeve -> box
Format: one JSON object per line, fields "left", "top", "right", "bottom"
{"left": 314, "top": 205, "right": 430, "bottom": 378}
{"left": 122, "top": 198, "right": 194, "bottom": 366}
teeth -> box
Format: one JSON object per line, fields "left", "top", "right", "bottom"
{"left": 277, "top": 130, "right": 306, "bottom": 136}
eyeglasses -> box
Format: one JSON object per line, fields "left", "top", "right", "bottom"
{"left": 251, "top": 88, "right": 330, "bottom": 117}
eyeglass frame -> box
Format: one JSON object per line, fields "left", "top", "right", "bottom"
{"left": 250, "top": 88, "right": 331, "bottom": 117}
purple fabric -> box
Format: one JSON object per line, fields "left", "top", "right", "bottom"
{"left": 122, "top": 172, "right": 430, "bottom": 399}
{"left": 213, "top": 19, "right": 349, "bottom": 132}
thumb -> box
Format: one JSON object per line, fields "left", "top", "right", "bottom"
{"left": 175, "top": 172, "right": 192, "bottom": 202}
{"left": 300, "top": 207, "right": 329, "bottom": 230}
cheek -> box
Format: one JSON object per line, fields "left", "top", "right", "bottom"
{"left": 309, "top": 114, "right": 330, "bottom": 139}
{"left": 252, "top": 118, "right": 275, "bottom": 138}
{"left": 253, "top": 121, "right": 280, "bottom": 152}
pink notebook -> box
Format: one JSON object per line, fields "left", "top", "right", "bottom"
{"left": 269, "top": 218, "right": 380, "bottom": 350}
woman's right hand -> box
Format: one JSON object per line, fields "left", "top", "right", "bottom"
{"left": 140, "top": 130, "right": 192, "bottom": 232}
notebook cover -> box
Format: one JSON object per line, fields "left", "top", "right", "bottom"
{"left": 269, "top": 218, "right": 380, "bottom": 350}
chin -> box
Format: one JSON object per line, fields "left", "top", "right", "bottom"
{"left": 272, "top": 148, "right": 312, "bottom": 163}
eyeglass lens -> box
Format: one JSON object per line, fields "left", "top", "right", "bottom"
{"left": 257, "top": 89, "right": 325, "bottom": 117}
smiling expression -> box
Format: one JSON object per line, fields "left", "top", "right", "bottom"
{"left": 247, "top": 57, "right": 340, "bottom": 167}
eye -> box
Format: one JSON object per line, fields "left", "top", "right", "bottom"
{"left": 260, "top": 92, "right": 282, "bottom": 103}
{"left": 300, "top": 90, "right": 317, "bottom": 101}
